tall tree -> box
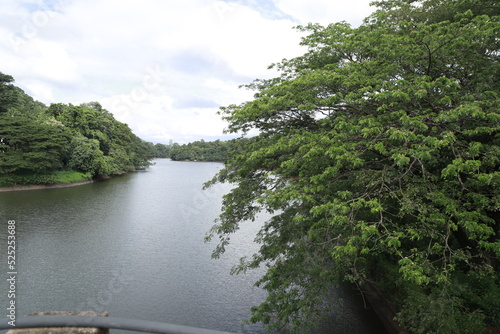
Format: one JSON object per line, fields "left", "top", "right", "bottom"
{"left": 0, "top": 116, "right": 71, "bottom": 174}
{"left": 68, "top": 136, "right": 108, "bottom": 176}
{"left": 205, "top": 1, "right": 500, "bottom": 332}
{"left": 0, "top": 72, "right": 17, "bottom": 113}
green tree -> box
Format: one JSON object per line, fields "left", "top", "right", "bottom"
{"left": 0, "top": 72, "right": 17, "bottom": 113}
{"left": 0, "top": 116, "right": 71, "bottom": 174}
{"left": 170, "top": 140, "right": 229, "bottom": 162}
{"left": 46, "top": 102, "right": 153, "bottom": 174}
{"left": 3, "top": 86, "right": 47, "bottom": 119}
{"left": 154, "top": 143, "right": 171, "bottom": 158}
{"left": 68, "top": 136, "right": 108, "bottom": 176}
{"left": 205, "top": 1, "right": 500, "bottom": 332}
{"left": 0, "top": 74, "right": 154, "bottom": 182}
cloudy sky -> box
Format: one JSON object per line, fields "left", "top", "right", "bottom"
{"left": 1, "top": 0, "right": 376, "bottom": 144}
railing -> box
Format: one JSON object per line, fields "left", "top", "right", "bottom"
{"left": 0, "top": 315, "right": 236, "bottom": 334}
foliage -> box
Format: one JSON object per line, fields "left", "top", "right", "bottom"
{"left": 153, "top": 142, "right": 172, "bottom": 158}
{"left": 51, "top": 170, "right": 93, "bottom": 184}
{"left": 0, "top": 72, "right": 17, "bottom": 113}
{"left": 205, "top": 1, "right": 500, "bottom": 332}
{"left": 0, "top": 76, "right": 155, "bottom": 182}
{"left": 68, "top": 136, "right": 108, "bottom": 175}
{"left": 0, "top": 116, "right": 71, "bottom": 173}
{"left": 170, "top": 139, "right": 230, "bottom": 162}
{"left": 396, "top": 288, "right": 485, "bottom": 334}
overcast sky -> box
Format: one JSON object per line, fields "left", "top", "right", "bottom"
{"left": 1, "top": 0, "right": 376, "bottom": 144}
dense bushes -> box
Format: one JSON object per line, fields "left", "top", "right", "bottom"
{"left": 0, "top": 171, "right": 91, "bottom": 187}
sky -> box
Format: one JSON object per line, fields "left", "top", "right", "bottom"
{"left": 0, "top": 0, "right": 376, "bottom": 144}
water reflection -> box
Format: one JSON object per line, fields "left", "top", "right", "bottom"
{"left": 0, "top": 159, "right": 385, "bottom": 333}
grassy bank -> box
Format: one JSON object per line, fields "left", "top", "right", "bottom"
{"left": 0, "top": 171, "right": 92, "bottom": 187}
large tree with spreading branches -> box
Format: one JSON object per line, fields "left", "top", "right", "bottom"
{"left": 205, "top": 0, "right": 500, "bottom": 333}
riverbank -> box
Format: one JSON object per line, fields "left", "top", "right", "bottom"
{"left": 0, "top": 170, "right": 142, "bottom": 192}
{"left": 0, "top": 180, "right": 94, "bottom": 192}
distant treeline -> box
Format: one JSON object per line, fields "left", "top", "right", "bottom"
{"left": 155, "top": 138, "right": 246, "bottom": 162}
{"left": 0, "top": 71, "right": 237, "bottom": 186}
{"left": 169, "top": 140, "right": 230, "bottom": 162}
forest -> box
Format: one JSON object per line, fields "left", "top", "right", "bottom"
{"left": 205, "top": 0, "right": 500, "bottom": 333}
{"left": 0, "top": 75, "right": 231, "bottom": 187}
{"left": 0, "top": 74, "right": 160, "bottom": 186}
{"left": 169, "top": 139, "right": 230, "bottom": 162}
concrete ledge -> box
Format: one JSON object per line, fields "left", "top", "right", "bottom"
{"left": 7, "top": 312, "right": 109, "bottom": 334}
{"left": 1, "top": 314, "right": 237, "bottom": 334}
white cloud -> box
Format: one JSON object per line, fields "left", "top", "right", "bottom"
{"left": 272, "top": 0, "right": 375, "bottom": 26}
{"left": 24, "top": 81, "right": 55, "bottom": 102}
{"left": 26, "top": 40, "right": 83, "bottom": 85}
{"left": 0, "top": 0, "right": 375, "bottom": 144}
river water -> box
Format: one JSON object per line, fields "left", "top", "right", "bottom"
{"left": 0, "top": 159, "right": 385, "bottom": 333}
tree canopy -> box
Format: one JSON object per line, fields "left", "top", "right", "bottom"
{"left": 0, "top": 75, "right": 155, "bottom": 181}
{"left": 170, "top": 139, "right": 230, "bottom": 162}
{"left": 205, "top": 0, "right": 500, "bottom": 332}
{"left": 0, "top": 73, "right": 17, "bottom": 114}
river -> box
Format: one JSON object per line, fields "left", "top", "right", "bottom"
{"left": 0, "top": 159, "right": 386, "bottom": 333}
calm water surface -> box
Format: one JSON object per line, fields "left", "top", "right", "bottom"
{"left": 0, "top": 159, "right": 385, "bottom": 333}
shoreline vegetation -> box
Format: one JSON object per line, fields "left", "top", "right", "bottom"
{"left": 0, "top": 156, "right": 226, "bottom": 192}
{"left": 0, "top": 72, "right": 232, "bottom": 188}
{"left": 0, "top": 169, "right": 119, "bottom": 192}
{"left": 168, "top": 139, "right": 232, "bottom": 162}
{"left": 0, "top": 72, "right": 170, "bottom": 187}
{"left": 0, "top": 170, "right": 92, "bottom": 187}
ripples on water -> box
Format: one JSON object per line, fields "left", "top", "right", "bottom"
{"left": 0, "top": 159, "right": 385, "bottom": 333}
